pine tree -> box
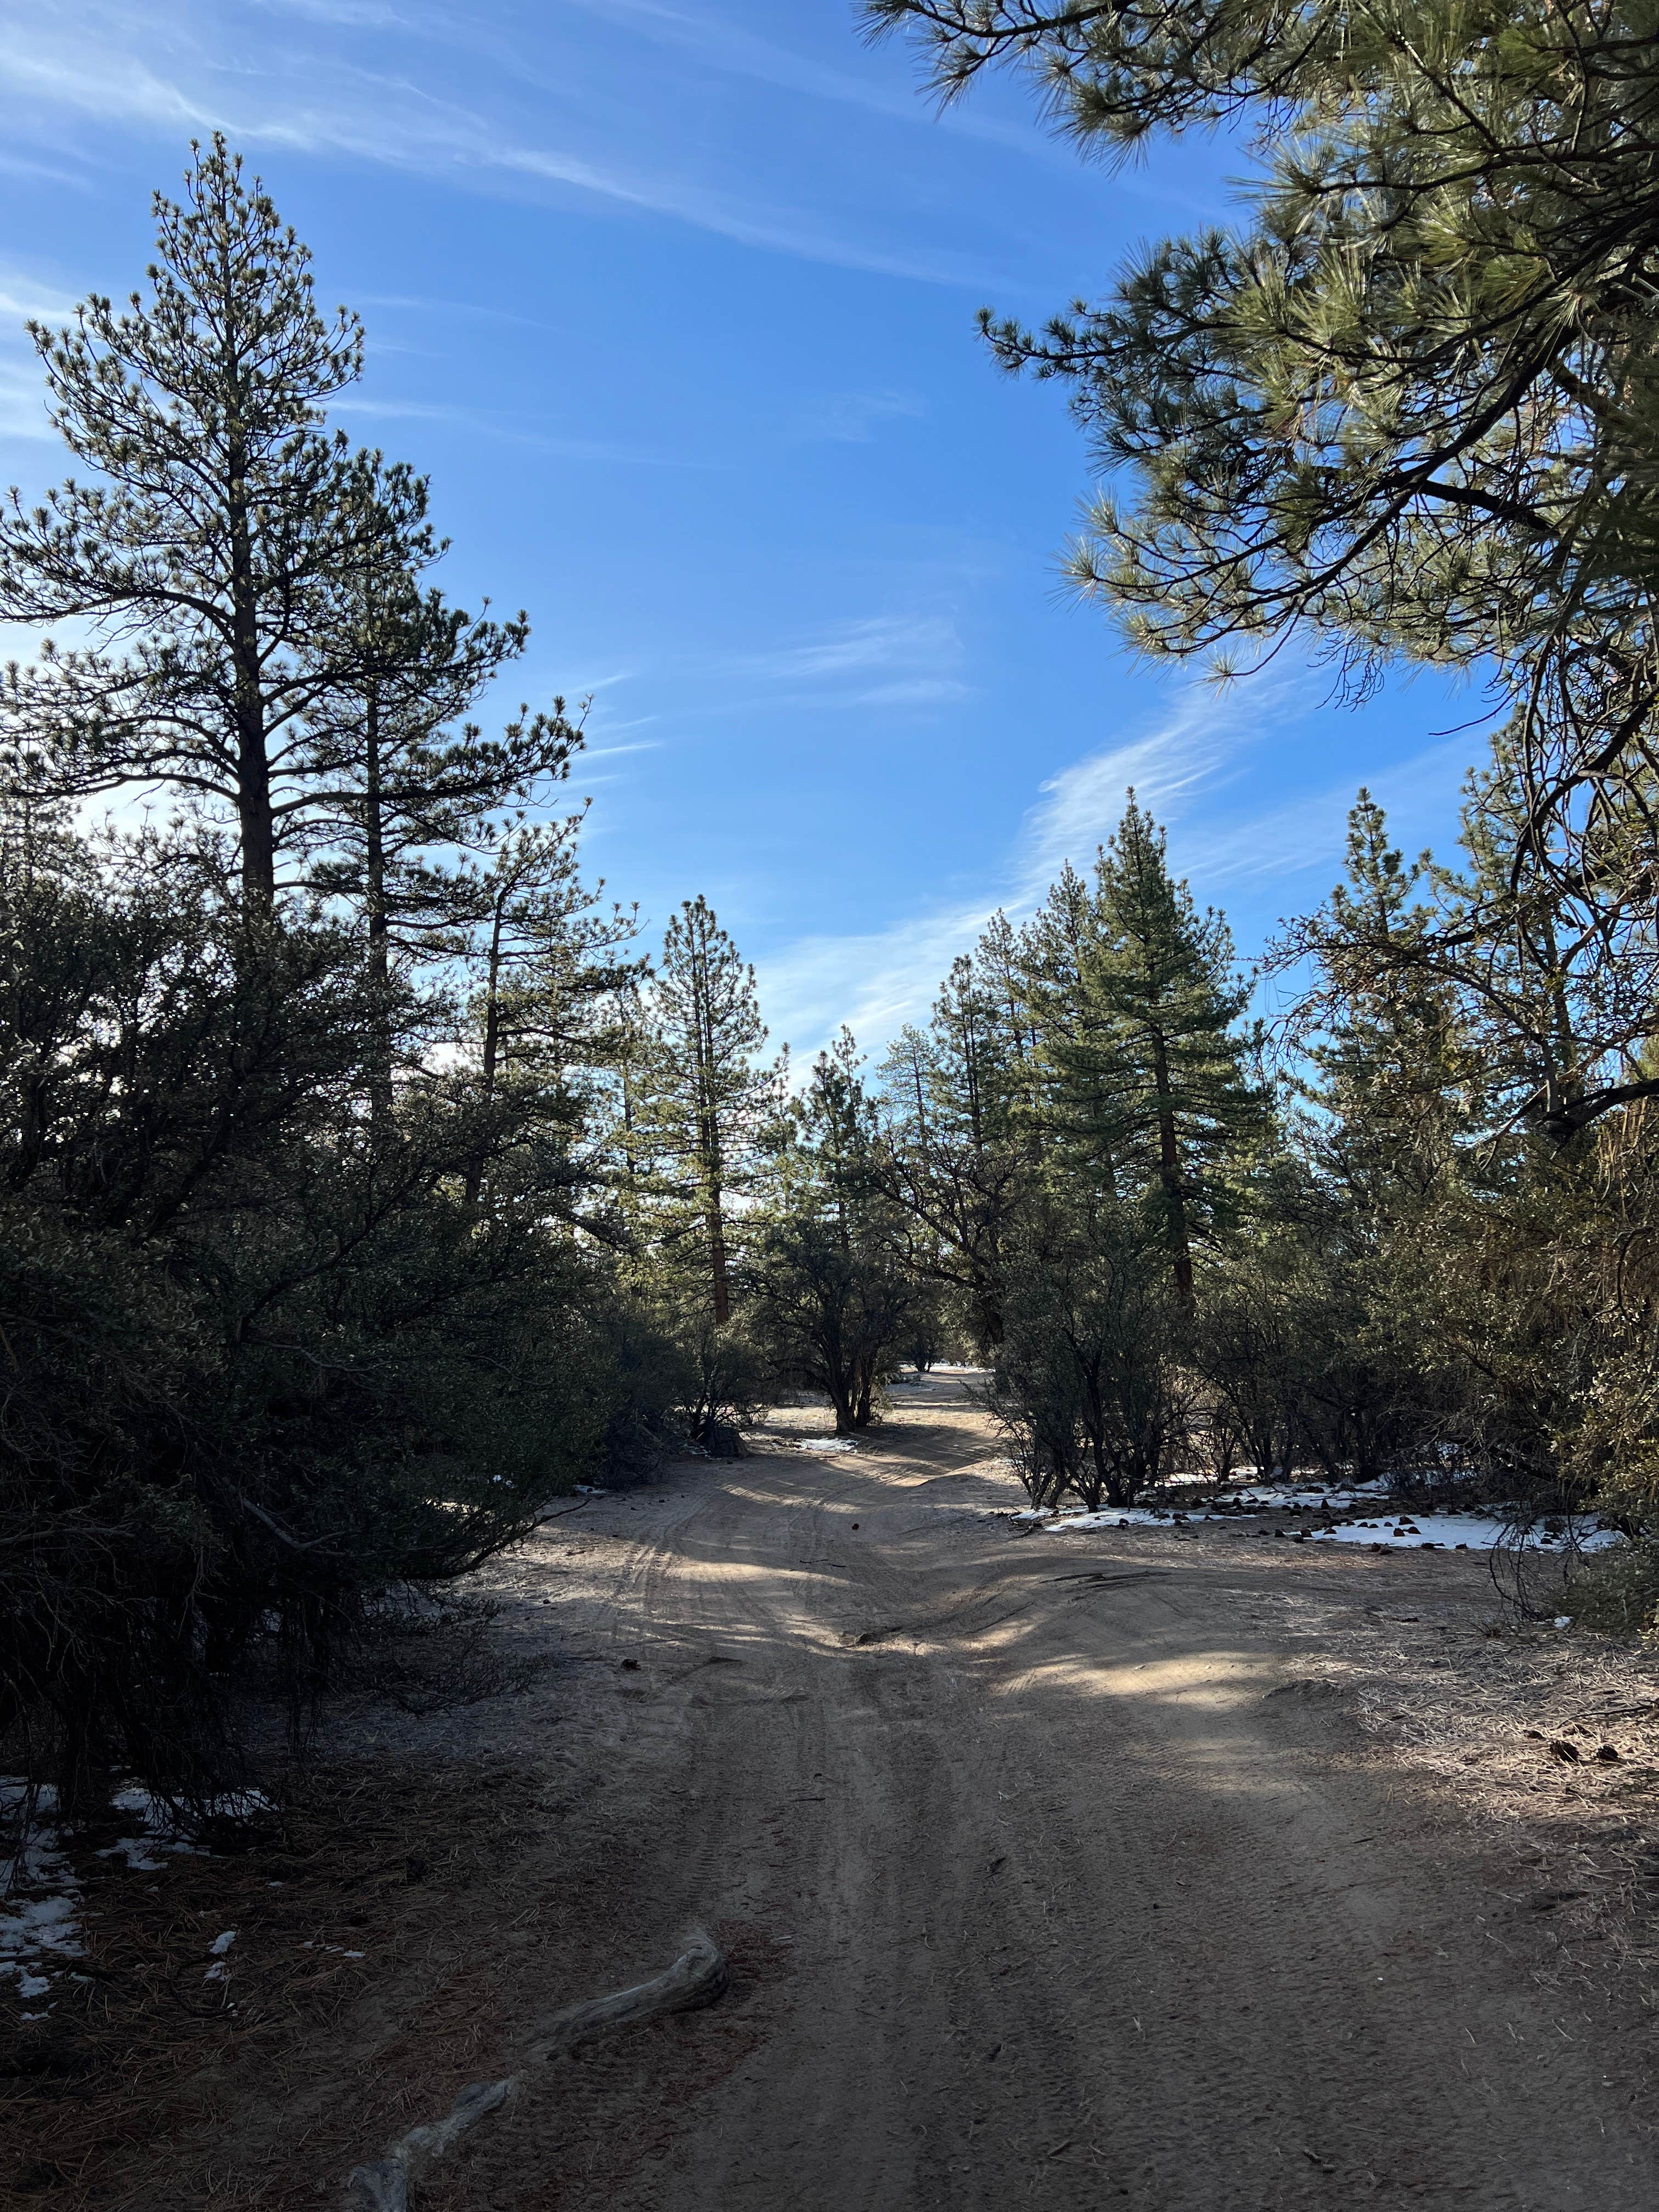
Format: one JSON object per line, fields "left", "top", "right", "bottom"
{"left": 752, "top": 1031, "right": 915, "bottom": 1434}
{"left": 646, "top": 896, "right": 774, "bottom": 1325}
{"left": 874, "top": 931, "right": 1034, "bottom": 1349}
{"left": 1277, "top": 793, "right": 1471, "bottom": 1209}
{"left": 874, "top": 0, "right": 1659, "bottom": 698}
{"left": 1019, "top": 858, "right": 1119, "bottom": 1193}
{"left": 0, "top": 138, "right": 413, "bottom": 907}
{"left": 297, "top": 524, "right": 572, "bottom": 1128}
{"left": 297, "top": 470, "right": 560, "bottom": 979}
{"left": 459, "top": 806, "right": 640, "bottom": 1209}
{"left": 1047, "top": 795, "right": 1265, "bottom": 1300}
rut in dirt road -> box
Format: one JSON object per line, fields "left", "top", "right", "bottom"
{"left": 422, "top": 1374, "right": 1652, "bottom": 2212}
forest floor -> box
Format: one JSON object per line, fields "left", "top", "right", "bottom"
{"left": 8, "top": 1375, "right": 1659, "bottom": 2211}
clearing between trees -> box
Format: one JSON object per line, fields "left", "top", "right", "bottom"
{"left": 8, "top": 1375, "right": 1657, "bottom": 2210}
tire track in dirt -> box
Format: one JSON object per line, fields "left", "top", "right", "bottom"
{"left": 84, "top": 1381, "right": 1651, "bottom": 2211}
{"left": 458, "top": 1384, "right": 1655, "bottom": 2211}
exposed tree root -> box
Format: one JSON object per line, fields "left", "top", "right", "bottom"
{"left": 343, "top": 1927, "right": 729, "bottom": 2209}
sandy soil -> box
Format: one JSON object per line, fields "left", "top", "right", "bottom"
{"left": 9, "top": 1376, "right": 1659, "bottom": 2210}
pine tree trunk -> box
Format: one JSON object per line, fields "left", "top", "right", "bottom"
{"left": 1149, "top": 1030, "right": 1194, "bottom": 1303}
{"left": 226, "top": 429, "right": 275, "bottom": 910}
{"left": 364, "top": 688, "right": 392, "bottom": 1135}
{"left": 829, "top": 1371, "right": 856, "bottom": 1435}
{"left": 708, "top": 1171, "right": 731, "bottom": 1326}
{"left": 691, "top": 947, "right": 731, "bottom": 1325}
{"left": 465, "top": 912, "right": 504, "bottom": 1208}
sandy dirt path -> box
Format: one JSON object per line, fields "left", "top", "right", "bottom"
{"left": 40, "top": 1378, "right": 1656, "bottom": 2211}
{"left": 414, "top": 1375, "right": 1655, "bottom": 2212}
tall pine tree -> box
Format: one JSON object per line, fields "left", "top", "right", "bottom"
{"left": 646, "top": 896, "right": 774, "bottom": 1325}
{"left": 0, "top": 139, "right": 417, "bottom": 907}
{"left": 1044, "top": 796, "right": 1264, "bottom": 1299}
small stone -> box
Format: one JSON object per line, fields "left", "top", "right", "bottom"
{"left": 1548, "top": 1739, "right": 1582, "bottom": 1763}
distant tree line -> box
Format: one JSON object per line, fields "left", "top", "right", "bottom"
{"left": 844, "top": 1, "right": 1659, "bottom": 1585}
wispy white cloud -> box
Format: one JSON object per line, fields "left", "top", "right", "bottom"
{"left": 327, "top": 395, "right": 454, "bottom": 421}
{"left": 1176, "top": 731, "right": 1482, "bottom": 893}
{"left": 354, "top": 291, "right": 551, "bottom": 328}
{"left": 0, "top": 365, "right": 54, "bottom": 442}
{"left": 756, "top": 897, "right": 999, "bottom": 1067}
{"left": 785, "top": 389, "right": 926, "bottom": 446}
{"left": 577, "top": 737, "right": 663, "bottom": 763}
{"left": 753, "top": 671, "right": 1308, "bottom": 1061}
{"left": 550, "top": 0, "right": 1136, "bottom": 173}
{"left": 555, "top": 0, "right": 965, "bottom": 133}
{"left": 1013, "top": 681, "right": 1273, "bottom": 897}
{"left": 0, "top": 149, "right": 97, "bottom": 190}
{"left": 0, "top": 273, "right": 81, "bottom": 326}
{"left": 0, "top": 29, "right": 214, "bottom": 136}
{"left": 0, "top": 268, "right": 82, "bottom": 443}
{"left": 0, "top": 9, "right": 998, "bottom": 287}
{"left": 328, "top": 390, "right": 714, "bottom": 465}
{"left": 855, "top": 675, "right": 972, "bottom": 709}
{"left": 477, "top": 136, "right": 988, "bottom": 283}
{"left": 256, "top": 0, "right": 416, "bottom": 25}
{"left": 727, "top": 612, "right": 963, "bottom": 696}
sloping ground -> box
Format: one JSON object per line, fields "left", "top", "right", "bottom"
{"left": 5, "top": 1375, "right": 1657, "bottom": 2210}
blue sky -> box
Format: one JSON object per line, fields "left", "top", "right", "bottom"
{"left": 0, "top": 0, "right": 1490, "bottom": 1058}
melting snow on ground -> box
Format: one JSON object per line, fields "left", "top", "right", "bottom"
{"left": 795, "top": 1437, "right": 857, "bottom": 1453}
{"left": 1018, "top": 1493, "right": 1617, "bottom": 1552}
{"left": 1, "top": 1782, "right": 82, "bottom": 2017}
{"left": 5, "top": 1782, "right": 271, "bottom": 2021}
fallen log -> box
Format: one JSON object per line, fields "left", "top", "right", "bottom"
{"left": 345, "top": 1927, "right": 728, "bottom": 2210}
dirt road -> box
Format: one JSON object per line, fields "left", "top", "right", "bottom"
{"left": 33, "top": 1377, "right": 1657, "bottom": 2210}
{"left": 416, "top": 1374, "right": 1655, "bottom": 2211}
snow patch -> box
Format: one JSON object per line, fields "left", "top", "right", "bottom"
{"left": 2, "top": 1781, "right": 82, "bottom": 2012}
{"left": 5, "top": 1778, "right": 270, "bottom": 2018}
{"left": 1019, "top": 1501, "right": 1618, "bottom": 1553}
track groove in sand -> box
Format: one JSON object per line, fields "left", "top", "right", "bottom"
{"left": 426, "top": 1374, "right": 1656, "bottom": 2210}
{"left": 29, "top": 1376, "right": 1654, "bottom": 2209}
